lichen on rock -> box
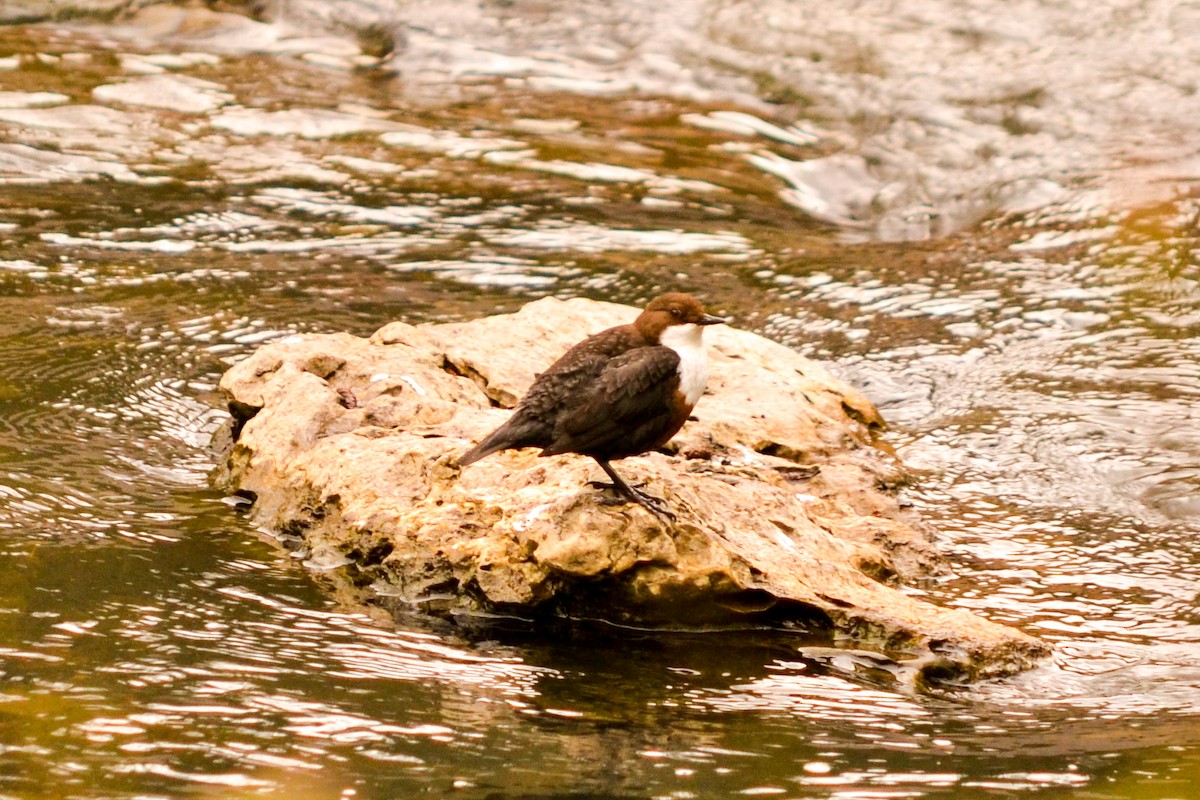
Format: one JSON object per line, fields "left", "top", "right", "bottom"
{"left": 215, "top": 297, "right": 1050, "bottom": 685}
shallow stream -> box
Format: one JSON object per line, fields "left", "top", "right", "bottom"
{"left": 1, "top": 3, "right": 1198, "bottom": 797}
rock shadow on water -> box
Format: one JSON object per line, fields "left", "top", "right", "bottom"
{"left": 211, "top": 296, "right": 1050, "bottom": 689}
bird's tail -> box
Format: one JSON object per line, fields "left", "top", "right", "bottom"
{"left": 457, "top": 417, "right": 534, "bottom": 466}
{"left": 457, "top": 432, "right": 508, "bottom": 467}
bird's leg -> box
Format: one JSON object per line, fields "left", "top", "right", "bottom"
{"left": 589, "top": 459, "right": 675, "bottom": 522}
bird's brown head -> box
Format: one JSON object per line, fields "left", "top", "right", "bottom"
{"left": 635, "top": 293, "right": 727, "bottom": 341}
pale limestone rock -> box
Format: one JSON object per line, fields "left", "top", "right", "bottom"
{"left": 217, "top": 297, "right": 1049, "bottom": 683}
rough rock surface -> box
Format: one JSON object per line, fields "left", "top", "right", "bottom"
{"left": 216, "top": 297, "right": 1050, "bottom": 683}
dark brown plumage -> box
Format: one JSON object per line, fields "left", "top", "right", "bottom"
{"left": 458, "top": 293, "right": 726, "bottom": 518}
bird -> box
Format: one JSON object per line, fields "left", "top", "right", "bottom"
{"left": 457, "top": 293, "right": 727, "bottom": 519}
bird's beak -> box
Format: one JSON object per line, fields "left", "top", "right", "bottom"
{"left": 699, "top": 313, "right": 727, "bottom": 326}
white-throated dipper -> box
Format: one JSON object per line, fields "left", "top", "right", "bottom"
{"left": 457, "top": 293, "right": 727, "bottom": 519}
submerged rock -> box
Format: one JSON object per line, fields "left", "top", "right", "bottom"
{"left": 215, "top": 297, "right": 1049, "bottom": 684}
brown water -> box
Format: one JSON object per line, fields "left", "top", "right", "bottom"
{"left": 1, "top": 7, "right": 1199, "bottom": 798}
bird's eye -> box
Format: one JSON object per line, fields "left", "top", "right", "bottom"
{"left": 669, "top": 308, "right": 682, "bottom": 318}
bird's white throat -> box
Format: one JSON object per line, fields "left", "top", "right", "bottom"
{"left": 660, "top": 323, "right": 709, "bottom": 406}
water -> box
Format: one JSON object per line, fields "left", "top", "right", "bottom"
{"left": 1, "top": 5, "right": 1199, "bottom": 797}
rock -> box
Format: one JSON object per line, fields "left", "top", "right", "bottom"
{"left": 215, "top": 297, "right": 1049, "bottom": 684}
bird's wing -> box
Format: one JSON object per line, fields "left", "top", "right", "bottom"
{"left": 543, "top": 346, "right": 681, "bottom": 456}
{"left": 516, "top": 351, "right": 609, "bottom": 428}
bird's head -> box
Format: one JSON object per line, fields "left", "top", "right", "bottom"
{"left": 636, "top": 293, "right": 727, "bottom": 341}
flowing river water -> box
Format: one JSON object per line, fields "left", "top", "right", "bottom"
{"left": 1, "top": 2, "right": 1199, "bottom": 797}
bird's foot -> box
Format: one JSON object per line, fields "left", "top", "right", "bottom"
{"left": 588, "top": 481, "right": 676, "bottom": 522}
{"left": 587, "top": 478, "right": 649, "bottom": 492}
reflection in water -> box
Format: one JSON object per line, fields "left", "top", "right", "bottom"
{"left": 0, "top": 11, "right": 1197, "bottom": 800}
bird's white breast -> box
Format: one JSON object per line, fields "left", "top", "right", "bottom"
{"left": 660, "top": 323, "right": 709, "bottom": 406}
